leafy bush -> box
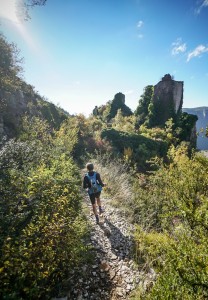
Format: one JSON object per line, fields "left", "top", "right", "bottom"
{"left": 101, "top": 128, "right": 168, "bottom": 171}
{"left": 0, "top": 117, "right": 89, "bottom": 299}
{"left": 132, "top": 146, "right": 208, "bottom": 299}
{"left": 112, "top": 110, "right": 137, "bottom": 133}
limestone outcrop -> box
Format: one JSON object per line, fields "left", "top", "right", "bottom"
{"left": 0, "top": 85, "right": 68, "bottom": 144}
{"left": 183, "top": 107, "right": 208, "bottom": 150}
{"left": 92, "top": 92, "right": 132, "bottom": 122}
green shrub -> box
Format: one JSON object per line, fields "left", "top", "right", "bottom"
{"left": 132, "top": 146, "right": 208, "bottom": 299}
{"left": 0, "top": 118, "right": 89, "bottom": 299}
{"left": 101, "top": 128, "right": 168, "bottom": 171}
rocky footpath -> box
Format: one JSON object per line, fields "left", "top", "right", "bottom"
{"left": 53, "top": 197, "right": 156, "bottom": 300}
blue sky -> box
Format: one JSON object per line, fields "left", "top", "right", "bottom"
{"left": 0, "top": 0, "right": 208, "bottom": 116}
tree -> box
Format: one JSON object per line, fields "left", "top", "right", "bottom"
{"left": 26, "top": 0, "right": 47, "bottom": 5}
{"left": 0, "top": 34, "right": 23, "bottom": 88}
{"left": 16, "top": 1, "right": 47, "bottom": 20}
{"left": 135, "top": 85, "right": 154, "bottom": 126}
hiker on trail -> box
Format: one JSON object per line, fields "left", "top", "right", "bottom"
{"left": 83, "top": 163, "right": 106, "bottom": 224}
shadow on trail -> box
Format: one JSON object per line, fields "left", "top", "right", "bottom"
{"left": 60, "top": 199, "right": 114, "bottom": 300}
{"left": 64, "top": 236, "right": 113, "bottom": 300}
{"left": 99, "top": 216, "right": 135, "bottom": 261}
{"left": 65, "top": 196, "right": 136, "bottom": 299}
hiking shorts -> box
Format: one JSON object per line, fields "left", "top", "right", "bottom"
{"left": 89, "top": 192, "right": 101, "bottom": 205}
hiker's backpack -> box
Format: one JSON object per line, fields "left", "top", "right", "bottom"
{"left": 86, "top": 172, "right": 102, "bottom": 195}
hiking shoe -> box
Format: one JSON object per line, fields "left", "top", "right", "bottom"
{"left": 95, "top": 215, "right": 99, "bottom": 224}
{"left": 99, "top": 208, "right": 104, "bottom": 215}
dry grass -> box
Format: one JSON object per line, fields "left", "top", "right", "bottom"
{"left": 89, "top": 155, "right": 134, "bottom": 209}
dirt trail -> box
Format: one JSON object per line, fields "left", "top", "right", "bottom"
{"left": 58, "top": 196, "right": 155, "bottom": 300}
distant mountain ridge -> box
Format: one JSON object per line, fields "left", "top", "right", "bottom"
{"left": 183, "top": 107, "right": 208, "bottom": 150}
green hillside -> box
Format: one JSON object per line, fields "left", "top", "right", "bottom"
{"left": 0, "top": 33, "right": 68, "bottom": 141}
{"left": 0, "top": 33, "right": 207, "bottom": 299}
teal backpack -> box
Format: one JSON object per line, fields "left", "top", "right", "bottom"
{"left": 86, "top": 172, "right": 102, "bottom": 195}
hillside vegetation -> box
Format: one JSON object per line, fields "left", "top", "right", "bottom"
{"left": 0, "top": 34, "right": 207, "bottom": 299}
{"left": 0, "top": 117, "right": 90, "bottom": 298}
{"left": 0, "top": 33, "right": 68, "bottom": 140}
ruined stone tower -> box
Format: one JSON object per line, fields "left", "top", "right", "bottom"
{"left": 153, "top": 74, "right": 183, "bottom": 125}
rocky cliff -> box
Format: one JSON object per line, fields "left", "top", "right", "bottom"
{"left": 0, "top": 84, "right": 68, "bottom": 144}
{"left": 183, "top": 107, "right": 208, "bottom": 150}
{"left": 93, "top": 92, "right": 132, "bottom": 122}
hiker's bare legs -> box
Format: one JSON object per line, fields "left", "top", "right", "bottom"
{"left": 96, "top": 196, "right": 101, "bottom": 207}
{"left": 92, "top": 197, "right": 103, "bottom": 220}
{"left": 96, "top": 197, "right": 104, "bottom": 215}
{"left": 92, "top": 203, "right": 97, "bottom": 216}
{"left": 92, "top": 198, "right": 102, "bottom": 215}
{"left": 92, "top": 202, "right": 99, "bottom": 224}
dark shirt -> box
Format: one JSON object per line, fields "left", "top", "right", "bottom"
{"left": 83, "top": 171, "right": 104, "bottom": 189}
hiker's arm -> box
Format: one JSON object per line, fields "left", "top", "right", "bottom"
{"left": 96, "top": 173, "right": 106, "bottom": 187}
{"left": 83, "top": 176, "right": 89, "bottom": 189}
